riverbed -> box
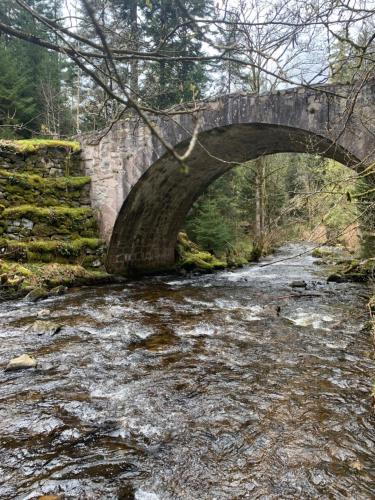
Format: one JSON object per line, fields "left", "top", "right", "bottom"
{"left": 0, "top": 243, "right": 374, "bottom": 499}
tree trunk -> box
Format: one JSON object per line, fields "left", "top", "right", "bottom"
{"left": 129, "top": 0, "right": 139, "bottom": 97}
{"left": 254, "top": 156, "right": 266, "bottom": 252}
{"left": 76, "top": 68, "right": 81, "bottom": 134}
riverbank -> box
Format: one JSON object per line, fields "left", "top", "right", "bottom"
{"left": 0, "top": 231, "right": 247, "bottom": 302}
{"left": 0, "top": 260, "right": 116, "bottom": 302}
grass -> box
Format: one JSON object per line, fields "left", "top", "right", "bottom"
{"left": 0, "top": 139, "right": 80, "bottom": 153}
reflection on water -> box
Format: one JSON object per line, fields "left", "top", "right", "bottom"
{"left": 0, "top": 244, "right": 374, "bottom": 499}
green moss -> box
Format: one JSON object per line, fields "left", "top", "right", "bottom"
{"left": 327, "top": 257, "right": 375, "bottom": 283}
{"left": 228, "top": 255, "right": 248, "bottom": 267}
{"left": 0, "top": 237, "right": 102, "bottom": 261}
{"left": 4, "top": 204, "right": 91, "bottom": 219}
{"left": 0, "top": 260, "right": 32, "bottom": 277}
{"left": 0, "top": 169, "right": 90, "bottom": 189}
{"left": 312, "top": 247, "right": 333, "bottom": 258}
{"left": 176, "top": 232, "right": 227, "bottom": 271}
{"left": 0, "top": 173, "right": 91, "bottom": 208}
{"left": 2, "top": 205, "right": 97, "bottom": 237}
{"left": 0, "top": 139, "right": 80, "bottom": 153}
{"left": 311, "top": 246, "right": 349, "bottom": 259}
{"left": 182, "top": 251, "right": 226, "bottom": 271}
{"left": 0, "top": 259, "right": 113, "bottom": 301}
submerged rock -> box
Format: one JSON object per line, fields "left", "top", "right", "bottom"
{"left": 5, "top": 354, "right": 37, "bottom": 371}
{"left": 327, "top": 273, "right": 368, "bottom": 283}
{"left": 349, "top": 460, "right": 364, "bottom": 471}
{"left": 25, "top": 287, "right": 49, "bottom": 302}
{"left": 26, "top": 320, "right": 62, "bottom": 336}
{"left": 327, "top": 273, "right": 344, "bottom": 283}
{"left": 48, "top": 285, "right": 67, "bottom": 297}
{"left": 37, "top": 308, "right": 51, "bottom": 318}
{"left": 289, "top": 280, "right": 307, "bottom": 288}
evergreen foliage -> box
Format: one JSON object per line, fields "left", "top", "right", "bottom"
{"left": 0, "top": 0, "right": 69, "bottom": 137}
{"left": 142, "top": 0, "right": 213, "bottom": 108}
{"left": 187, "top": 198, "right": 233, "bottom": 254}
{"left": 0, "top": 41, "right": 36, "bottom": 138}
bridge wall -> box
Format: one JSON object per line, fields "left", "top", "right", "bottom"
{"left": 80, "top": 82, "right": 375, "bottom": 274}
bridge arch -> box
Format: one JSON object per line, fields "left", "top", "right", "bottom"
{"left": 106, "top": 123, "right": 358, "bottom": 274}
{"left": 79, "top": 82, "right": 375, "bottom": 275}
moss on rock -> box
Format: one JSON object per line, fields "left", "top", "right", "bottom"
{"left": 0, "top": 169, "right": 90, "bottom": 208}
{"left": 0, "top": 139, "right": 80, "bottom": 153}
{"left": 0, "top": 237, "right": 104, "bottom": 264}
{"left": 0, "top": 259, "right": 113, "bottom": 302}
{"left": 182, "top": 251, "right": 227, "bottom": 271}
{"left": 2, "top": 205, "right": 97, "bottom": 239}
{"left": 176, "top": 232, "right": 227, "bottom": 272}
{"left": 0, "top": 139, "right": 111, "bottom": 302}
{"left": 327, "top": 257, "right": 375, "bottom": 283}
{"left": 0, "top": 140, "right": 82, "bottom": 177}
{"left": 3, "top": 204, "right": 92, "bottom": 220}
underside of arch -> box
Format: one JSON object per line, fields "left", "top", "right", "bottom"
{"left": 106, "top": 123, "right": 359, "bottom": 275}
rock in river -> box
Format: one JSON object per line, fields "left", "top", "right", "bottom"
{"left": 289, "top": 280, "right": 307, "bottom": 288}
{"left": 5, "top": 354, "right": 37, "bottom": 371}
{"left": 26, "top": 320, "right": 62, "bottom": 336}
{"left": 37, "top": 308, "right": 51, "bottom": 318}
{"left": 49, "top": 285, "right": 67, "bottom": 297}
{"left": 25, "top": 287, "right": 49, "bottom": 302}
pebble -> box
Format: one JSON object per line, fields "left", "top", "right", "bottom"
{"left": 26, "top": 320, "right": 62, "bottom": 336}
{"left": 5, "top": 354, "right": 37, "bottom": 371}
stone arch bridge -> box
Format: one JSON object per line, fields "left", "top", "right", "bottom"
{"left": 80, "top": 81, "right": 375, "bottom": 275}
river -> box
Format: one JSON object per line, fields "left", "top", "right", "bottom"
{"left": 0, "top": 243, "right": 374, "bottom": 499}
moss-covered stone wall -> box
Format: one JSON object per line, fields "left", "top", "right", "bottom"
{"left": 0, "top": 206, "right": 97, "bottom": 240}
{"left": 0, "top": 170, "right": 91, "bottom": 207}
{"left": 0, "top": 140, "right": 82, "bottom": 177}
{"left": 0, "top": 140, "right": 106, "bottom": 270}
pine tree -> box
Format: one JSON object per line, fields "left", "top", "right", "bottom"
{"left": 0, "top": 41, "right": 36, "bottom": 138}
{"left": 0, "top": 0, "right": 67, "bottom": 136}
{"left": 142, "top": 0, "right": 213, "bottom": 108}
{"left": 187, "top": 198, "right": 233, "bottom": 254}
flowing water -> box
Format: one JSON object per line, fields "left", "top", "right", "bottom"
{"left": 0, "top": 243, "right": 374, "bottom": 499}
